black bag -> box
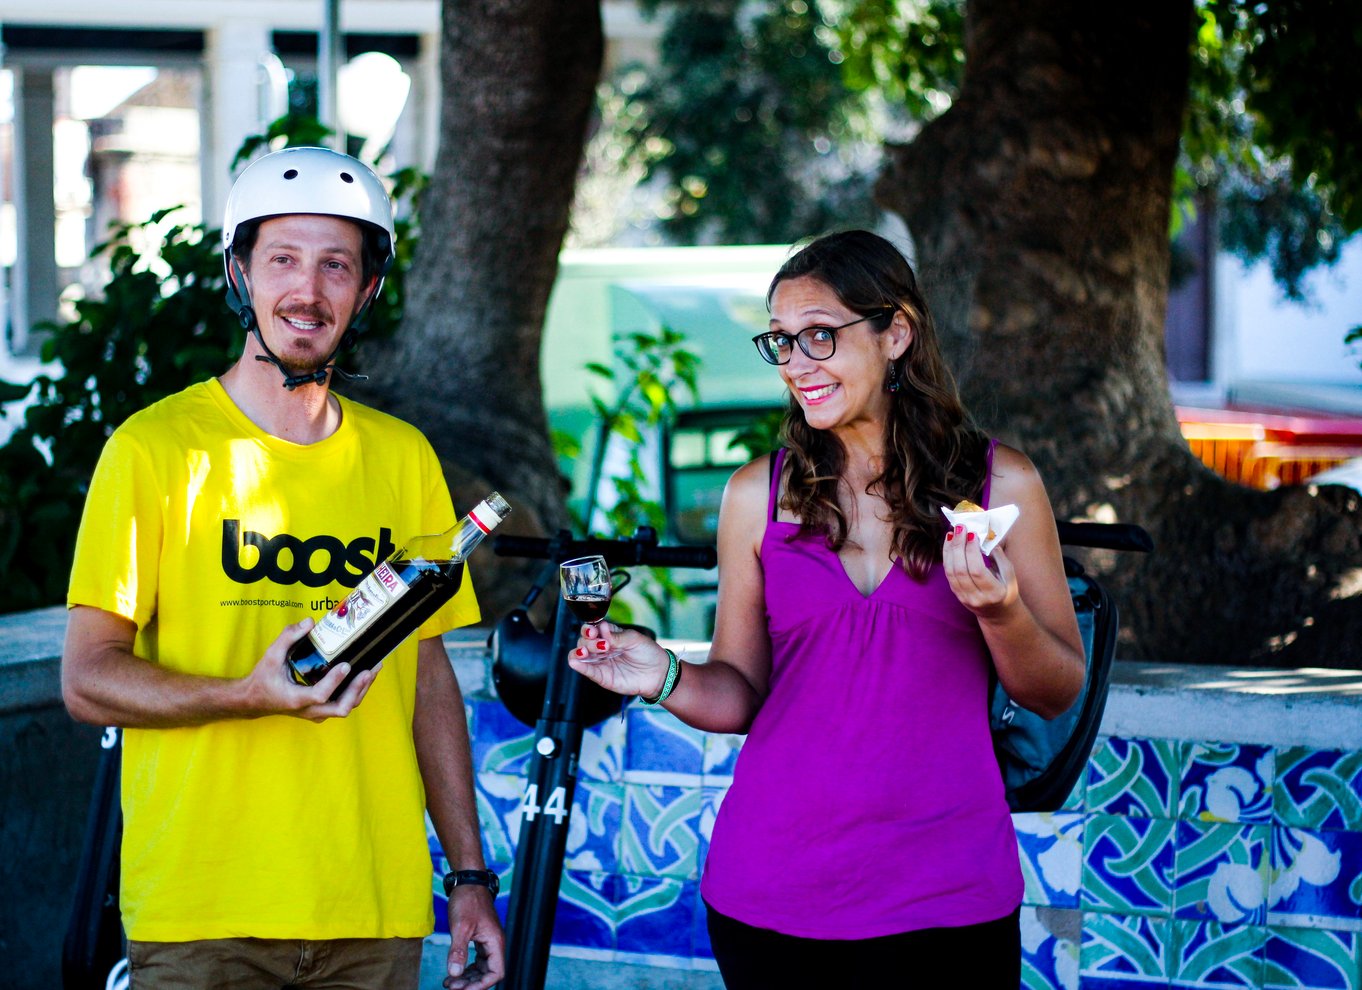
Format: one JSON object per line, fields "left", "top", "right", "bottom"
{"left": 990, "top": 557, "right": 1119, "bottom": 813}
{"left": 490, "top": 605, "right": 630, "bottom": 729}
{"left": 62, "top": 727, "right": 128, "bottom": 990}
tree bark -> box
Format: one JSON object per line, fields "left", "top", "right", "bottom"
{"left": 876, "top": 1, "right": 1362, "bottom": 666}
{"left": 355, "top": 0, "right": 603, "bottom": 618}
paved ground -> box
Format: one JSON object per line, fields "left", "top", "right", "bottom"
{"left": 419, "top": 941, "right": 725, "bottom": 989}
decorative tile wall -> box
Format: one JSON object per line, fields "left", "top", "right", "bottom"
{"left": 435, "top": 699, "right": 1362, "bottom": 989}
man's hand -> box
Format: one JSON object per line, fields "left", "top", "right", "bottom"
{"left": 240, "top": 617, "right": 379, "bottom": 721}
{"left": 63, "top": 605, "right": 377, "bottom": 728}
{"left": 443, "top": 886, "right": 505, "bottom": 990}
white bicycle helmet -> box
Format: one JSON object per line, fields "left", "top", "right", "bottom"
{"left": 222, "top": 146, "right": 397, "bottom": 388}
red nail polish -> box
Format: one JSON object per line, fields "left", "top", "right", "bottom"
{"left": 596, "top": 640, "right": 607, "bottom": 651}
{"left": 574, "top": 647, "right": 585, "bottom": 658}
{"left": 966, "top": 531, "right": 976, "bottom": 542}
{"left": 946, "top": 532, "right": 954, "bottom": 541}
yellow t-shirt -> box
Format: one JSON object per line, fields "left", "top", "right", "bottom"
{"left": 67, "top": 378, "right": 480, "bottom": 941}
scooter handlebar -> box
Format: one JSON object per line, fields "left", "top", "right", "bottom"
{"left": 493, "top": 533, "right": 717, "bottom": 570}
{"left": 1055, "top": 521, "right": 1154, "bottom": 553}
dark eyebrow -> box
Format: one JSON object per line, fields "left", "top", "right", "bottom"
{"left": 257, "top": 239, "right": 360, "bottom": 260}
{"left": 768, "top": 311, "right": 842, "bottom": 330}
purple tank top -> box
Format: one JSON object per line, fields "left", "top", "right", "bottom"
{"left": 699, "top": 446, "right": 1022, "bottom": 937}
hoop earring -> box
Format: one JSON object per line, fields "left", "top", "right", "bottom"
{"left": 885, "top": 361, "right": 901, "bottom": 393}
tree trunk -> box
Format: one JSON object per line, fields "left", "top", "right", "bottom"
{"left": 876, "top": 1, "right": 1362, "bottom": 666}
{"left": 356, "top": 0, "right": 603, "bottom": 618}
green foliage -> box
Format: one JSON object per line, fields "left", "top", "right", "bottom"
{"left": 0, "top": 118, "right": 421, "bottom": 614}
{"left": 551, "top": 326, "right": 701, "bottom": 623}
{"left": 619, "top": 0, "right": 883, "bottom": 243}
{"left": 728, "top": 407, "right": 786, "bottom": 462}
{"left": 1183, "top": 0, "right": 1358, "bottom": 301}
{"left": 371, "top": 166, "right": 427, "bottom": 332}
{"left": 1218, "top": 169, "right": 1346, "bottom": 302}
{"left": 231, "top": 113, "right": 336, "bottom": 170}
{"left": 1234, "top": 0, "right": 1362, "bottom": 232}
{"left": 827, "top": 0, "right": 965, "bottom": 119}
{"left": 0, "top": 210, "right": 239, "bottom": 611}
{"left": 622, "top": 0, "right": 1357, "bottom": 310}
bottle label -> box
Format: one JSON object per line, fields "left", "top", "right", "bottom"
{"left": 310, "top": 561, "right": 409, "bottom": 661}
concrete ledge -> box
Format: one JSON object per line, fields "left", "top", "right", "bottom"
{"left": 1106, "top": 661, "right": 1362, "bottom": 749}
{"left": 12, "top": 609, "right": 1359, "bottom": 743}
{"left": 0, "top": 605, "right": 68, "bottom": 711}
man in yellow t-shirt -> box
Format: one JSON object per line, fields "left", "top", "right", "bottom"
{"left": 62, "top": 148, "right": 504, "bottom": 990}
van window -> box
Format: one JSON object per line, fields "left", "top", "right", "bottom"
{"left": 666, "top": 410, "right": 768, "bottom": 545}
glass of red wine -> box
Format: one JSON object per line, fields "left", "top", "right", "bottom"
{"left": 560, "top": 554, "right": 623, "bottom": 662}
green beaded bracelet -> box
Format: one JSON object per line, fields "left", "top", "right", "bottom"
{"left": 641, "top": 648, "right": 681, "bottom": 706}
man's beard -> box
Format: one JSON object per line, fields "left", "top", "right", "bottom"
{"left": 278, "top": 350, "right": 331, "bottom": 378}
{"left": 274, "top": 306, "right": 338, "bottom": 379}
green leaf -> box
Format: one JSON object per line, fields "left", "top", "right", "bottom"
{"left": 550, "top": 428, "right": 583, "bottom": 458}
{"left": 148, "top": 205, "right": 188, "bottom": 226}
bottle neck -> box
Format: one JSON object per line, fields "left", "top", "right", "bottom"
{"left": 448, "top": 513, "right": 490, "bottom": 560}
{"left": 390, "top": 495, "right": 507, "bottom": 566}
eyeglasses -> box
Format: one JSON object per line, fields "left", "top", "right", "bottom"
{"left": 751, "top": 311, "right": 890, "bottom": 366}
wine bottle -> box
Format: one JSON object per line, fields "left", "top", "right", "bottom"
{"left": 287, "top": 492, "right": 511, "bottom": 697}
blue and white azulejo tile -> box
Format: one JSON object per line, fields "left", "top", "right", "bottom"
{"left": 1079, "top": 911, "right": 1173, "bottom": 986}
{"left": 1174, "top": 820, "right": 1270, "bottom": 924}
{"left": 1021, "top": 905, "right": 1080, "bottom": 990}
{"left": 1274, "top": 748, "right": 1362, "bottom": 833}
{"left": 1170, "top": 918, "right": 1266, "bottom": 989}
{"left": 1089, "top": 737, "right": 1183, "bottom": 819}
{"left": 1264, "top": 926, "right": 1362, "bottom": 990}
{"left": 1269, "top": 827, "right": 1362, "bottom": 929}
{"left": 624, "top": 706, "right": 705, "bottom": 786}
{"left": 1180, "top": 742, "right": 1274, "bottom": 825}
{"left": 1083, "top": 814, "right": 1177, "bottom": 916}
{"left": 620, "top": 782, "right": 703, "bottom": 880}
{"left": 1016, "top": 812, "right": 1085, "bottom": 909}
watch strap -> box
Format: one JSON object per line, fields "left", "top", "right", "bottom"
{"left": 443, "top": 868, "right": 500, "bottom": 898}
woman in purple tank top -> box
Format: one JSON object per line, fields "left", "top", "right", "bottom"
{"left": 570, "top": 230, "right": 1084, "bottom": 988}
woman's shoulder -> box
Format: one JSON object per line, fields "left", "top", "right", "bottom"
{"left": 727, "top": 450, "right": 775, "bottom": 493}
{"left": 723, "top": 451, "right": 778, "bottom": 516}
{"left": 990, "top": 441, "right": 1034, "bottom": 473}
{"left": 989, "top": 442, "right": 1051, "bottom": 508}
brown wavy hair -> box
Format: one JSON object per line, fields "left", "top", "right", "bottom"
{"left": 769, "top": 229, "right": 989, "bottom": 580}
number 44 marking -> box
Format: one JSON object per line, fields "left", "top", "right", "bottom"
{"left": 520, "top": 783, "right": 568, "bottom": 824}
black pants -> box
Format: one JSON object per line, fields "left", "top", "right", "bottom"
{"left": 705, "top": 902, "right": 1021, "bottom": 989}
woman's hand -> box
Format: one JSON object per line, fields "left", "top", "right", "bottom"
{"left": 567, "top": 623, "right": 671, "bottom": 699}
{"left": 943, "top": 444, "right": 1086, "bottom": 718}
{"left": 941, "top": 524, "right": 1021, "bottom": 618}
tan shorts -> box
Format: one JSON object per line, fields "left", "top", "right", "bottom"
{"left": 127, "top": 936, "right": 424, "bottom": 990}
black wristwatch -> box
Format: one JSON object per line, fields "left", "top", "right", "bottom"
{"left": 443, "top": 869, "right": 500, "bottom": 898}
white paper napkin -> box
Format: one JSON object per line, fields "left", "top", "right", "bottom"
{"left": 940, "top": 503, "right": 1020, "bottom": 555}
